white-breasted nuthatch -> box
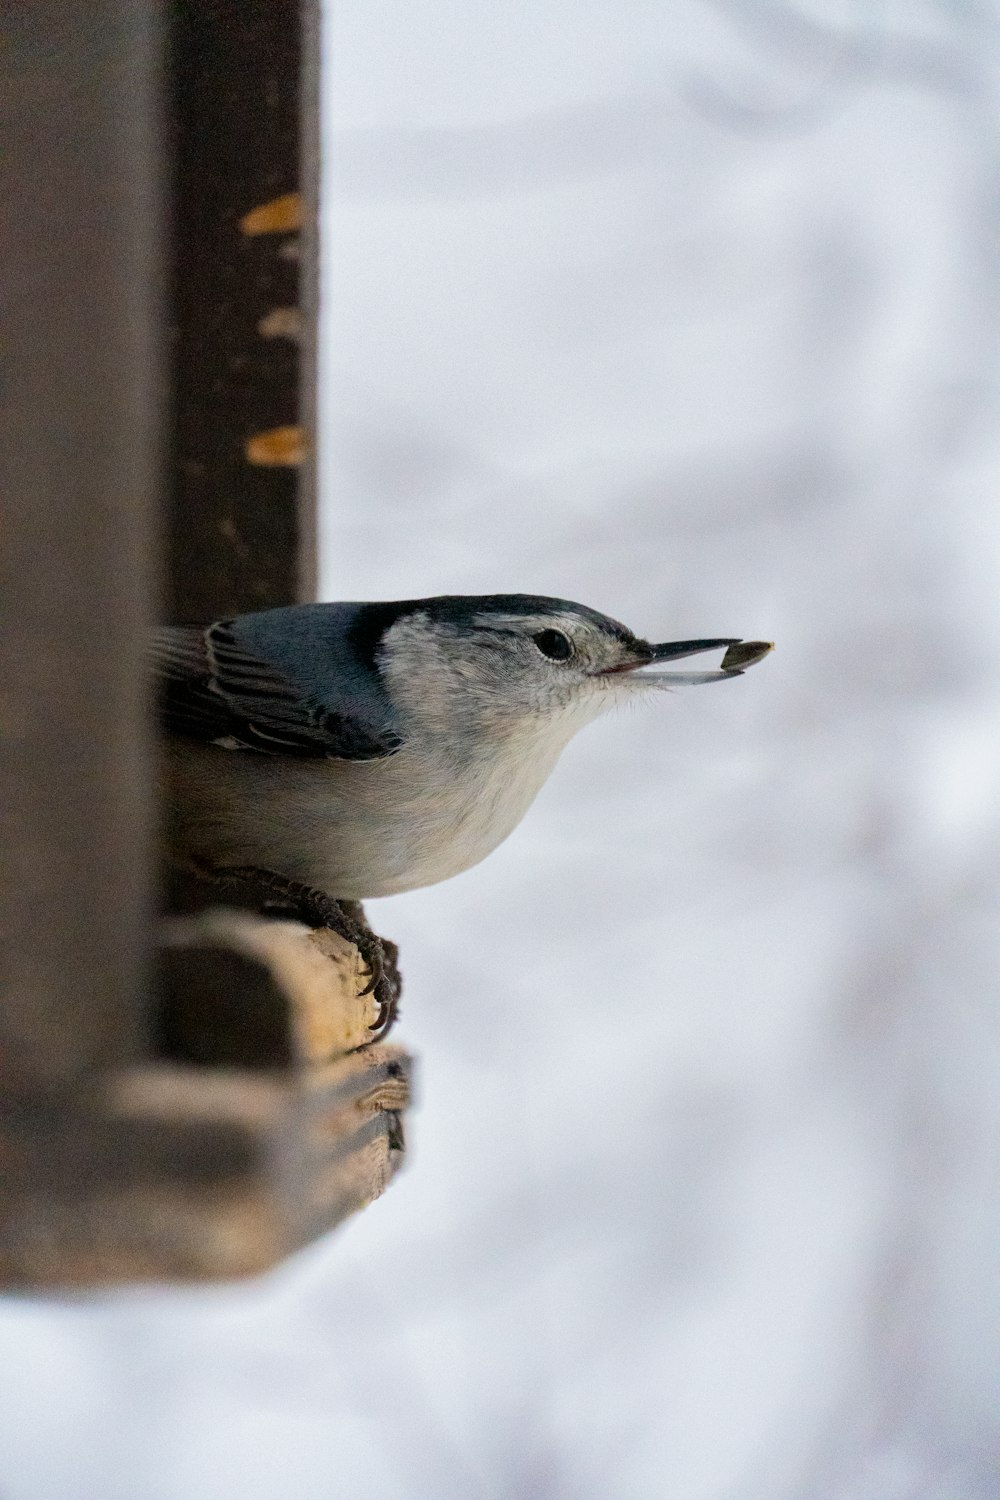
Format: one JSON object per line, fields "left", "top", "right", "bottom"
{"left": 154, "top": 595, "right": 772, "bottom": 1035}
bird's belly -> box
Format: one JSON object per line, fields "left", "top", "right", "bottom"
{"left": 307, "top": 753, "right": 551, "bottom": 897}
{"left": 163, "top": 738, "right": 556, "bottom": 900}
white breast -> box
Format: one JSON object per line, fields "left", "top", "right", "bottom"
{"left": 164, "top": 718, "right": 578, "bottom": 901}
{"left": 309, "top": 728, "right": 569, "bottom": 897}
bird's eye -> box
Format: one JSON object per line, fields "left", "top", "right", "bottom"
{"left": 532, "top": 629, "right": 573, "bottom": 662}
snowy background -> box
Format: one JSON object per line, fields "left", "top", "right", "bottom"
{"left": 4, "top": 2, "right": 1000, "bottom": 1497}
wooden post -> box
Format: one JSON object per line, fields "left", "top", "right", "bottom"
{"left": 166, "top": 0, "right": 318, "bottom": 620}
{"left": 0, "top": 1, "right": 412, "bottom": 1286}
{"left": 0, "top": 0, "right": 161, "bottom": 1100}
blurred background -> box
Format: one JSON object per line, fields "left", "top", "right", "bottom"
{"left": 3, "top": 2, "right": 1000, "bottom": 1496}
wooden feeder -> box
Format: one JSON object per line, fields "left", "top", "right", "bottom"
{"left": 0, "top": 0, "right": 412, "bottom": 1285}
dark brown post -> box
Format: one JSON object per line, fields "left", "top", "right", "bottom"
{"left": 0, "top": 2, "right": 411, "bottom": 1286}
{"left": 0, "top": 0, "right": 161, "bottom": 1100}
{"left": 166, "top": 0, "right": 318, "bottom": 620}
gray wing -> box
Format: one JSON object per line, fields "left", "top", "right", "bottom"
{"left": 152, "top": 620, "right": 402, "bottom": 760}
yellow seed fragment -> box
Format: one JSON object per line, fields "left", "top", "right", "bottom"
{"left": 245, "top": 425, "right": 307, "bottom": 467}
{"left": 240, "top": 192, "right": 302, "bottom": 236}
{"left": 257, "top": 306, "right": 302, "bottom": 342}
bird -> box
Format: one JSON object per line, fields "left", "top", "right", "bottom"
{"left": 153, "top": 594, "right": 772, "bottom": 1039}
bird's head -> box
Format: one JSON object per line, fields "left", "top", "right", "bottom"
{"left": 364, "top": 594, "right": 770, "bottom": 751}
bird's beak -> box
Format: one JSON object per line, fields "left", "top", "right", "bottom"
{"left": 611, "top": 637, "right": 774, "bottom": 686}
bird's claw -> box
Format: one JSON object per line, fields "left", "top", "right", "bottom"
{"left": 337, "top": 902, "right": 402, "bottom": 1040}
{"left": 199, "top": 868, "right": 403, "bottom": 1044}
{"left": 368, "top": 936, "right": 401, "bottom": 1038}
{"left": 368, "top": 979, "right": 399, "bottom": 1041}
{"left": 353, "top": 948, "right": 380, "bottom": 996}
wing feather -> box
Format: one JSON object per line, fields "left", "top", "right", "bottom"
{"left": 152, "top": 621, "right": 401, "bottom": 760}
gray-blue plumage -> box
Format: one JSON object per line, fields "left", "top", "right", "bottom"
{"left": 153, "top": 603, "right": 403, "bottom": 759}
{"left": 154, "top": 595, "right": 771, "bottom": 1036}
{"left": 152, "top": 593, "right": 755, "bottom": 761}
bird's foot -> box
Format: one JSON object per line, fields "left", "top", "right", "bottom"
{"left": 338, "top": 900, "right": 402, "bottom": 1041}
{"left": 202, "top": 865, "right": 402, "bottom": 1042}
